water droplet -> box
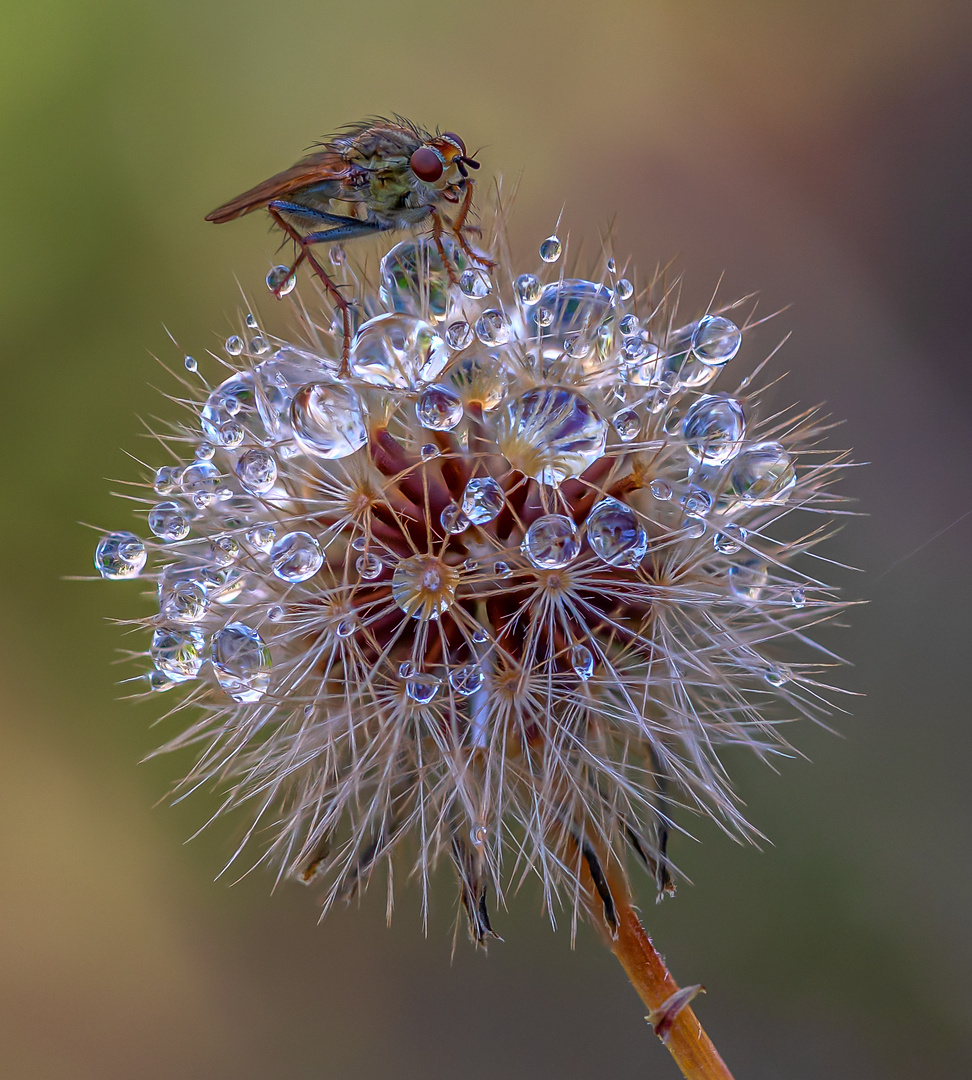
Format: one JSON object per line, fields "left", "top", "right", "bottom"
{"left": 351, "top": 536, "right": 368, "bottom": 551}
{"left": 416, "top": 384, "right": 464, "bottom": 430}
{"left": 728, "top": 442, "right": 797, "bottom": 505}
{"left": 681, "top": 487, "right": 713, "bottom": 518}
{"left": 421, "top": 443, "right": 439, "bottom": 460}
{"left": 350, "top": 313, "right": 448, "bottom": 390}
{"left": 650, "top": 479, "right": 673, "bottom": 501}
{"left": 195, "top": 443, "right": 215, "bottom": 462}
{"left": 184, "top": 355, "right": 197, "bottom": 372}
{"left": 606, "top": 257, "right": 617, "bottom": 274}
{"left": 270, "top": 531, "right": 323, "bottom": 582}
{"left": 563, "top": 332, "right": 592, "bottom": 359}
{"left": 147, "top": 671, "right": 175, "bottom": 692}
{"left": 392, "top": 554, "right": 458, "bottom": 620}
{"left": 461, "top": 477, "right": 505, "bottom": 525}
{"left": 728, "top": 558, "right": 768, "bottom": 601}
{"left": 586, "top": 498, "right": 648, "bottom": 567}
{"left": 713, "top": 522, "right": 747, "bottom": 554}
{"left": 245, "top": 522, "right": 276, "bottom": 550}
{"left": 682, "top": 395, "right": 746, "bottom": 465}
{"left": 682, "top": 519, "right": 706, "bottom": 539}
{"left": 236, "top": 448, "right": 278, "bottom": 494}
{"left": 450, "top": 663, "right": 484, "bottom": 697}
{"left": 523, "top": 514, "right": 581, "bottom": 569}
{"left": 529, "top": 280, "right": 612, "bottom": 351}
{"left": 249, "top": 336, "right": 269, "bottom": 356}
{"left": 245, "top": 313, "right": 258, "bottom": 330}
{"left": 447, "top": 349, "right": 509, "bottom": 413}
{"left": 462, "top": 558, "right": 479, "bottom": 572}
{"left": 218, "top": 421, "right": 244, "bottom": 448}
{"left": 266, "top": 604, "right": 284, "bottom": 621}
{"left": 398, "top": 661, "right": 414, "bottom": 679}
{"left": 209, "top": 535, "right": 240, "bottom": 566}
{"left": 336, "top": 618, "right": 356, "bottom": 638}
{"left": 158, "top": 574, "right": 209, "bottom": 623}
{"left": 95, "top": 532, "right": 146, "bottom": 579}
{"left": 201, "top": 372, "right": 257, "bottom": 441}
{"left": 570, "top": 643, "right": 594, "bottom": 680}
{"left": 692, "top": 315, "right": 742, "bottom": 366}
{"left": 151, "top": 627, "right": 205, "bottom": 682}
{"left": 493, "top": 560, "right": 510, "bottom": 576}
{"left": 612, "top": 408, "right": 640, "bottom": 442}
{"left": 472, "top": 627, "right": 489, "bottom": 644}
{"left": 379, "top": 237, "right": 465, "bottom": 321}
{"left": 621, "top": 337, "right": 647, "bottom": 364}
{"left": 763, "top": 665, "right": 789, "bottom": 687}
{"left": 291, "top": 382, "right": 367, "bottom": 458}
{"left": 440, "top": 502, "right": 469, "bottom": 534}
{"left": 356, "top": 552, "right": 383, "bottom": 580}
{"left": 791, "top": 587, "right": 806, "bottom": 609}
{"left": 539, "top": 235, "right": 562, "bottom": 262}
{"left": 470, "top": 823, "right": 487, "bottom": 847}
{"left": 475, "top": 308, "right": 512, "bottom": 346}
{"left": 446, "top": 320, "right": 473, "bottom": 349}
{"left": 626, "top": 344, "right": 662, "bottom": 386}
{"left": 253, "top": 349, "right": 334, "bottom": 438}
{"left": 619, "top": 314, "right": 640, "bottom": 336}
{"left": 497, "top": 386, "right": 607, "bottom": 485}
{"left": 211, "top": 623, "right": 272, "bottom": 702}
{"left": 153, "top": 465, "right": 182, "bottom": 496}
{"left": 515, "top": 273, "right": 543, "bottom": 305}
{"left": 405, "top": 675, "right": 439, "bottom": 703}
{"left": 535, "top": 307, "right": 553, "bottom": 327}
{"left": 616, "top": 278, "right": 634, "bottom": 301}
{"left": 267, "top": 264, "right": 297, "bottom": 296}
{"left": 458, "top": 268, "right": 491, "bottom": 298}
{"left": 181, "top": 460, "right": 220, "bottom": 506}
{"left": 148, "top": 502, "right": 190, "bottom": 542}
{"left": 225, "top": 335, "right": 244, "bottom": 356}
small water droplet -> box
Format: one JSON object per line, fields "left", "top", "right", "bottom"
{"left": 236, "top": 448, "right": 277, "bottom": 494}
{"left": 245, "top": 522, "right": 276, "bottom": 550}
{"left": 586, "top": 498, "right": 648, "bottom": 567}
{"left": 225, "top": 335, "right": 244, "bottom": 356}
{"left": 619, "top": 314, "right": 640, "bottom": 336}
{"left": 539, "top": 235, "right": 562, "bottom": 262}
{"left": 95, "top": 532, "right": 146, "bottom": 579}
{"left": 493, "top": 560, "right": 510, "bottom": 576}
{"left": 147, "top": 671, "right": 175, "bottom": 692}
{"left": 148, "top": 502, "right": 190, "bottom": 542}
{"left": 421, "top": 443, "right": 440, "bottom": 460}
{"left": 475, "top": 308, "right": 512, "bottom": 346}
{"left": 195, "top": 443, "right": 215, "bottom": 461}
{"left": 459, "top": 268, "right": 492, "bottom": 298}
{"left": 681, "top": 519, "right": 706, "bottom": 539}
{"left": 606, "top": 257, "right": 617, "bottom": 274}
{"left": 615, "top": 278, "right": 633, "bottom": 301}
{"left": 727, "top": 558, "right": 768, "bottom": 601}
{"left": 267, "top": 264, "right": 297, "bottom": 296}
{"left": 184, "top": 355, "right": 197, "bottom": 372}
{"left": 356, "top": 552, "right": 383, "bottom": 580}
{"left": 713, "top": 522, "right": 747, "bottom": 554}
{"left": 522, "top": 514, "right": 580, "bottom": 569}
{"left": 612, "top": 408, "right": 640, "bottom": 442}
{"left": 649, "top": 479, "right": 673, "bottom": 502}
{"left": 351, "top": 536, "right": 368, "bottom": 551}
{"left": 516, "top": 273, "right": 543, "bottom": 305}
{"left": 151, "top": 627, "right": 205, "bottom": 683}
{"left": 440, "top": 502, "right": 469, "bottom": 534}
{"left": 336, "top": 618, "right": 356, "bottom": 638}
{"left": 270, "top": 531, "right": 323, "bottom": 582}
{"left": 791, "top": 587, "right": 806, "bottom": 609}
{"left": 158, "top": 574, "right": 209, "bottom": 623}
{"left": 211, "top": 623, "right": 272, "bottom": 701}
{"left": 470, "top": 823, "right": 487, "bottom": 847}
{"left": 218, "top": 421, "right": 244, "bottom": 448}
{"left": 249, "top": 336, "right": 270, "bottom": 355}
{"left": 267, "top": 604, "right": 284, "bottom": 621}
{"left": 692, "top": 315, "right": 742, "bottom": 366}
{"left": 728, "top": 442, "right": 797, "bottom": 505}
{"left": 682, "top": 395, "right": 746, "bottom": 465}
{"left": 201, "top": 371, "right": 258, "bottom": 440}
{"left": 245, "top": 313, "right": 258, "bottom": 330}
{"left": 462, "top": 558, "right": 479, "bottom": 572}
{"left": 535, "top": 306, "right": 553, "bottom": 327}
{"left": 461, "top": 477, "right": 505, "bottom": 525}
{"left": 681, "top": 487, "right": 713, "bottom": 518}
{"left": 570, "top": 643, "right": 594, "bottom": 680}
{"left": 450, "top": 663, "right": 484, "bottom": 697}
{"left": 153, "top": 465, "right": 182, "bottom": 496}
{"left": 182, "top": 461, "right": 220, "bottom": 506}
{"left": 763, "top": 665, "right": 789, "bottom": 687}
{"left": 472, "top": 627, "right": 489, "bottom": 644}
{"left": 405, "top": 675, "right": 439, "bottom": 703}
{"left": 291, "top": 382, "right": 367, "bottom": 458}
{"left": 446, "top": 320, "right": 473, "bottom": 349}
{"left": 416, "top": 384, "right": 464, "bottom": 430}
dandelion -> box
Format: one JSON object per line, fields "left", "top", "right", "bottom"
{"left": 95, "top": 200, "right": 853, "bottom": 1080}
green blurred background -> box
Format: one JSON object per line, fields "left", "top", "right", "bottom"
{"left": 2, "top": 0, "right": 970, "bottom": 1075}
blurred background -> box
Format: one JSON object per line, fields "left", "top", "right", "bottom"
{"left": 2, "top": 0, "right": 970, "bottom": 1076}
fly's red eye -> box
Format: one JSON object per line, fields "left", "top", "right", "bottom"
{"left": 442, "top": 131, "right": 466, "bottom": 157}
{"left": 410, "top": 147, "right": 444, "bottom": 183}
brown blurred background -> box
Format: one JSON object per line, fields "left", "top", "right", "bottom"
{"left": 2, "top": 0, "right": 971, "bottom": 1076}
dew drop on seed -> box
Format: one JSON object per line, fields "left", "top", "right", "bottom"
{"left": 570, "top": 643, "right": 594, "bottom": 681}
{"left": 351, "top": 536, "right": 368, "bottom": 551}
{"left": 446, "top": 320, "right": 473, "bottom": 350}
{"left": 681, "top": 487, "right": 713, "bottom": 518}
{"left": 356, "top": 552, "right": 383, "bottom": 580}
{"left": 493, "top": 560, "right": 510, "bottom": 576}
{"left": 649, "top": 478, "right": 673, "bottom": 501}
{"left": 151, "top": 627, "right": 205, "bottom": 683}
{"left": 211, "top": 623, "right": 272, "bottom": 702}
{"left": 421, "top": 443, "right": 440, "bottom": 460}
{"left": 791, "top": 587, "right": 806, "bottom": 609}
{"left": 184, "top": 355, "right": 197, "bottom": 372}
{"left": 249, "top": 336, "right": 270, "bottom": 356}
{"left": 270, "top": 531, "right": 323, "bottom": 583}
{"left": 523, "top": 514, "right": 580, "bottom": 569}
{"left": 218, "top": 421, "right": 244, "bottom": 448}
{"left": 727, "top": 558, "right": 769, "bottom": 601}
{"left": 475, "top": 308, "right": 512, "bottom": 346}
{"left": 153, "top": 465, "right": 182, "bottom": 496}
{"left": 472, "top": 627, "right": 489, "bottom": 644}
{"left": 336, "top": 618, "right": 356, "bottom": 638}
{"left": 535, "top": 306, "right": 553, "bottom": 327}
{"left": 195, "top": 443, "right": 215, "bottom": 461}
{"left": 763, "top": 665, "right": 789, "bottom": 687}
{"left": 728, "top": 442, "right": 797, "bottom": 505}
{"left": 158, "top": 576, "right": 209, "bottom": 623}
{"left": 405, "top": 675, "right": 439, "bottom": 703}
{"left": 440, "top": 502, "right": 469, "bottom": 534}
{"left": 458, "top": 268, "right": 492, "bottom": 298}
{"left": 682, "top": 519, "right": 706, "bottom": 539}
{"left": 539, "top": 235, "right": 562, "bottom": 262}
{"left": 267, "top": 264, "right": 297, "bottom": 296}
{"left": 379, "top": 238, "right": 463, "bottom": 320}
{"left": 713, "top": 522, "right": 747, "bottom": 554}
{"left": 235, "top": 448, "right": 277, "bottom": 494}
{"left": 691, "top": 315, "right": 742, "bottom": 366}
{"left": 350, "top": 313, "right": 448, "bottom": 390}
{"left": 586, "top": 498, "right": 648, "bottom": 568}
{"left": 682, "top": 395, "right": 746, "bottom": 465}
{"left": 182, "top": 461, "right": 220, "bottom": 505}
{"left": 612, "top": 408, "right": 640, "bottom": 442}
{"left": 201, "top": 371, "right": 257, "bottom": 440}
{"left": 416, "top": 384, "right": 464, "bottom": 430}
{"left": 619, "top": 314, "right": 640, "bottom": 336}
{"left": 245, "top": 313, "right": 258, "bottom": 330}
{"left": 225, "top": 335, "right": 244, "bottom": 356}
{"left": 615, "top": 278, "right": 633, "bottom": 301}
{"left": 245, "top": 522, "right": 276, "bottom": 551}
{"left": 148, "top": 502, "right": 190, "bottom": 542}
{"left": 516, "top": 273, "right": 542, "bottom": 305}
{"left": 95, "top": 532, "right": 147, "bottom": 579}
{"left": 291, "top": 382, "right": 367, "bottom": 458}
{"left": 450, "top": 663, "right": 484, "bottom": 697}
{"left": 461, "top": 477, "right": 505, "bottom": 525}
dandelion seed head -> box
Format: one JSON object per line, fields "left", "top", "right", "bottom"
{"left": 95, "top": 203, "right": 853, "bottom": 940}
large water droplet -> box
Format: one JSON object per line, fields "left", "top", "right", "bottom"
{"left": 379, "top": 237, "right": 465, "bottom": 321}
{"left": 475, "top": 308, "right": 512, "bottom": 346}
{"left": 461, "top": 477, "right": 505, "bottom": 525}
{"left": 235, "top": 448, "right": 277, "bottom": 494}
{"left": 211, "top": 623, "right": 272, "bottom": 702}
{"left": 201, "top": 372, "right": 258, "bottom": 440}
{"left": 392, "top": 554, "right": 458, "bottom": 620}
{"left": 416, "top": 384, "right": 464, "bottom": 430}
{"left": 539, "top": 235, "right": 562, "bottom": 262}
{"left": 516, "top": 273, "right": 542, "bottom": 305}
{"left": 225, "top": 335, "right": 244, "bottom": 356}
{"left": 440, "top": 502, "right": 469, "bottom": 534}
{"left": 569, "top": 643, "right": 594, "bottom": 680}
{"left": 522, "top": 514, "right": 581, "bottom": 569}
{"left": 692, "top": 315, "right": 742, "bottom": 366}
{"left": 682, "top": 395, "right": 746, "bottom": 465}
{"left": 350, "top": 313, "right": 448, "bottom": 390}
{"left": 728, "top": 442, "right": 797, "bottom": 505}
{"left": 95, "top": 532, "right": 146, "bottom": 579}
{"left": 290, "top": 382, "right": 367, "bottom": 458}
{"left": 148, "top": 502, "right": 190, "bottom": 542}
{"left": 681, "top": 487, "right": 713, "bottom": 518}
{"left": 529, "top": 280, "right": 612, "bottom": 349}
{"left": 615, "top": 278, "right": 634, "bottom": 301}
{"left": 151, "top": 627, "right": 205, "bottom": 683}
{"left": 586, "top": 498, "right": 648, "bottom": 567}
{"left": 497, "top": 387, "right": 607, "bottom": 485}
{"left": 449, "top": 663, "right": 484, "bottom": 697}
{"left": 270, "top": 531, "right": 323, "bottom": 582}
{"left": 254, "top": 348, "right": 334, "bottom": 438}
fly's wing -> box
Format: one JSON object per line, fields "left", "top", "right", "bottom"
{"left": 205, "top": 149, "right": 356, "bottom": 223}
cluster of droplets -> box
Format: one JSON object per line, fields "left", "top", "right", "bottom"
{"left": 96, "top": 223, "right": 849, "bottom": 936}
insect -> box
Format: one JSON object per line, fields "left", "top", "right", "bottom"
{"left": 206, "top": 117, "right": 491, "bottom": 373}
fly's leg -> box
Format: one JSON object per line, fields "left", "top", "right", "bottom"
{"left": 451, "top": 181, "right": 496, "bottom": 271}
{"left": 431, "top": 211, "right": 460, "bottom": 287}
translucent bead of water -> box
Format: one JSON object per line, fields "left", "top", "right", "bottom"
{"left": 405, "top": 675, "right": 439, "bottom": 703}
{"left": 416, "top": 384, "right": 464, "bottom": 430}
{"left": 493, "top": 561, "right": 510, "bottom": 577}
{"left": 225, "top": 335, "right": 244, "bottom": 356}
{"left": 530, "top": 280, "right": 612, "bottom": 347}
{"left": 461, "top": 477, "right": 505, "bottom": 525}
{"left": 182, "top": 460, "right": 220, "bottom": 506}
{"left": 148, "top": 502, "right": 190, "bottom": 542}
{"left": 351, "top": 536, "right": 368, "bottom": 551}
{"left": 249, "top": 336, "right": 270, "bottom": 355}
{"left": 535, "top": 307, "right": 553, "bottom": 328}
{"left": 692, "top": 315, "right": 742, "bottom": 366}
{"left": 421, "top": 443, "right": 439, "bottom": 460}
{"left": 523, "top": 514, "right": 580, "bottom": 569}
{"left": 158, "top": 576, "right": 209, "bottom": 623}
{"left": 539, "top": 235, "right": 562, "bottom": 262}
{"left": 379, "top": 238, "right": 463, "bottom": 321}
{"left": 356, "top": 552, "right": 383, "bottom": 580}
{"left": 245, "top": 313, "right": 258, "bottom": 330}
{"left": 621, "top": 338, "right": 647, "bottom": 364}
{"left": 713, "top": 522, "right": 747, "bottom": 554}
{"left": 211, "top": 623, "right": 272, "bottom": 702}
{"left": 615, "top": 278, "right": 634, "bottom": 301}
{"left": 586, "top": 498, "right": 648, "bottom": 568}
{"left": 270, "top": 531, "right": 323, "bottom": 582}
{"left": 153, "top": 465, "right": 182, "bottom": 496}
{"left": 445, "top": 321, "right": 473, "bottom": 350}
{"left": 440, "top": 502, "right": 469, "bottom": 534}
{"left": 235, "top": 448, "right": 277, "bottom": 495}
{"left": 681, "top": 487, "right": 713, "bottom": 518}
{"left": 619, "top": 314, "right": 640, "bottom": 336}
{"left": 763, "top": 665, "right": 789, "bottom": 687}
{"left": 682, "top": 395, "right": 746, "bottom": 466}
{"left": 569, "top": 643, "right": 594, "bottom": 680}
{"left": 266, "top": 264, "right": 297, "bottom": 296}
{"left": 791, "top": 587, "right": 806, "bottom": 608}
{"left": 449, "top": 663, "right": 484, "bottom": 697}
{"left": 195, "top": 443, "right": 215, "bottom": 461}
{"left": 266, "top": 604, "right": 284, "bottom": 621}
{"left": 350, "top": 313, "right": 448, "bottom": 390}
{"left": 612, "top": 408, "right": 640, "bottom": 442}
{"left": 147, "top": 671, "right": 175, "bottom": 692}
{"left": 151, "top": 627, "right": 205, "bottom": 683}
{"left": 184, "top": 355, "right": 197, "bottom": 372}
{"left": 458, "top": 268, "right": 491, "bottom": 298}
{"left": 728, "top": 442, "right": 797, "bottom": 505}
{"left": 291, "top": 382, "right": 367, "bottom": 458}
{"left": 625, "top": 344, "right": 661, "bottom": 386}
{"left": 94, "top": 532, "right": 147, "bottom": 579}
{"left": 201, "top": 372, "right": 257, "bottom": 440}
{"left": 336, "top": 618, "right": 356, "bottom": 638}
{"left": 218, "top": 421, "right": 245, "bottom": 448}
{"left": 727, "top": 558, "right": 768, "bottom": 601}
{"left": 650, "top": 479, "right": 673, "bottom": 501}
{"left": 682, "top": 519, "right": 706, "bottom": 539}
{"left": 475, "top": 309, "right": 512, "bottom": 347}
{"left": 515, "top": 273, "right": 542, "bottom": 305}
{"left": 606, "top": 257, "right": 617, "bottom": 274}
{"left": 472, "top": 627, "right": 489, "bottom": 643}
